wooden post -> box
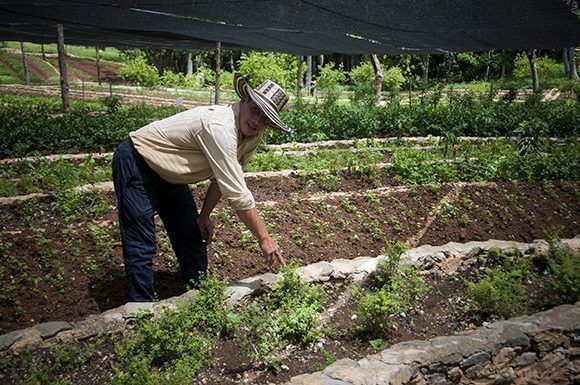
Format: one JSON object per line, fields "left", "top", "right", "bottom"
{"left": 369, "top": 54, "right": 383, "bottom": 105}
{"left": 214, "top": 41, "right": 221, "bottom": 105}
{"left": 82, "top": 80, "right": 85, "bottom": 100}
{"left": 40, "top": 43, "right": 46, "bottom": 60}
{"left": 95, "top": 46, "right": 101, "bottom": 85}
{"left": 56, "top": 24, "right": 70, "bottom": 113}
{"left": 306, "top": 55, "right": 312, "bottom": 95}
{"left": 297, "top": 55, "right": 303, "bottom": 98}
{"left": 20, "top": 41, "right": 30, "bottom": 86}
{"left": 109, "top": 82, "right": 113, "bottom": 97}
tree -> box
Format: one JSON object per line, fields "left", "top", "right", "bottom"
{"left": 525, "top": 49, "right": 540, "bottom": 93}
{"left": 369, "top": 54, "right": 383, "bottom": 105}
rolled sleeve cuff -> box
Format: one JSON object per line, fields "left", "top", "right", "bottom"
{"left": 227, "top": 190, "right": 256, "bottom": 211}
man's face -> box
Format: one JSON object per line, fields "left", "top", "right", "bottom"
{"left": 238, "top": 97, "right": 271, "bottom": 137}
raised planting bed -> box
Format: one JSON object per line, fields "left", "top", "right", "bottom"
{"left": 0, "top": 179, "right": 578, "bottom": 335}
{"left": 0, "top": 238, "right": 578, "bottom": 384}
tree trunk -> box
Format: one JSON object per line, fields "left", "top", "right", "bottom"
{"left": 229, "top": 56, "right": 234, "bottom": 72}
{"left": 568, "top": 47, "right": 579, "bottom": 79}
{"left": 40, "top": 43, "right": 46, "bottom": 60}
{"left": 297, "top": 55, "right": 303, "bottom": 97}
{"left": 186, "top": 52, "right": 193, "bottom": 75}
{"left": 56, "top": 24, "right": 70, "bottom": 113}
{"left": 95, "top": 46, "right": 101, "bottom": 85}
{"left": 422, "top": 55, "right": 430, "bottom": 82}
{"left": 526, "top": 49, "right": 540, "bottom": 93}
{"left": 563, "top": 48, "right": 570, "bottom": 78}
{"left": 319, "top": 54, "right": 324, "bottom": 68}
{"left": 369, "top": 54, "right": 383, "bottom": 105}
{"left": 20, "top": 41, "right": 29, "bottom": 86}
{"left": 214, "top": 41, "right": 221, "bottom": 104}
{"left": 306, "top": 55, "right": 312, "bottom": 95}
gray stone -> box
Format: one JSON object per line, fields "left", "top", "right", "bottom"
{"left": 447, "top": 367, "right": 463, "bottom": 383}
{"left": 240, "top": 272, "right": 280, "bottom": 289}
{"left": 511, "top": 352, "right": 537, "bottom": 367}
{"left": 355, "top": 257, "right": 382, "bottom": 274}
{"left": 286, "top": 373, "right": 352, "bottom": 385}
{"left": 123, "top": 302, "right": 155, "bottom": 318}
{"left": 330, "top": 258, "right": 360, "bottom": 278}
{"left": 494, "top": 367, "right": 516, "bottom": 384}
{"left": 298, "top": 261, "right": 334, "bottom": 283}
{"left": 0, "top": 330, "right": 22, "bottom": 350}
{"left": 36, "top": 321, "right": 72, "bottom": 339}
{"left": 324, "top": 357, "right": 413, "bottom": 385}
{"left": 460, "top": 351, "right": 491, "bottom": 369}
{"left": 424, "top": 373, "right": 446, "bottom": 384}
{"left": 378, "top": 339, "right": 432, "bottom": 365}
{"left": 226, "top": 285, "right": 255, "bottom": 303}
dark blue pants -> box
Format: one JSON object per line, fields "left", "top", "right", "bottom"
{"left": 112, "top": 139, "right": 207, "bottom": 302}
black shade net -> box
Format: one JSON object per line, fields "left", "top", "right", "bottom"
{"left": 0, "top": 0, "right": 578, "bottom": 54}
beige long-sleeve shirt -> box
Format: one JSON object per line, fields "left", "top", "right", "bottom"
{"left": 129, "top": 102, "right": 261, "bottom": 211}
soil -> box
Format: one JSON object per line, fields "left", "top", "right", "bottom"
{"left": 0, "top": 179, "right": 578, "bottom": 335}
{"left": 0, "top": 253, "right": 565, "bottom": 385}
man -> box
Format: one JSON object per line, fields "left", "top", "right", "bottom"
{"left": 112, "top": 74, "right": 288, "bottom": 302}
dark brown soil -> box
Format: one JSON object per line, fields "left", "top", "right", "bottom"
{"left": 0, "top": 180, "right": 578, "bottom": 335}
{"left": 1, "top": 255, "right": 563, "bottom": 385}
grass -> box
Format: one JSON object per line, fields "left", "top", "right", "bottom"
{"left": 1, "top": 41, "right": 126, "bottom": 62}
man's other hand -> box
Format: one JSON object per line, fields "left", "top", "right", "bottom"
{"left": 197, "top": 214, "right": 215, "bottom": 244}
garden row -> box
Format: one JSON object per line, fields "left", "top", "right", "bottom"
{"left": 1, "top": 177, "right": 578, "bottom": 335}
{"left": 0, "top": 92, "right": 578, "bottom": 157}
{"left": 1, "top": 235, "right": 578, "bottom": 384}
{"left": 0, "top": 139, "right": 578, "bottom": 197}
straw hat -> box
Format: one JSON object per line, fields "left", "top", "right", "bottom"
{"left": 234, "top": 73, "right": 291, "bottom": 132}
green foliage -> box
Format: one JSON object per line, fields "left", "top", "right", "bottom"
{"left": 118, "top": 56, "right": 159, "bottom": 87}
{"left": 513, "top": 119, "right": 549, "bottom": 155}
{"left": 238, "top": 52, "right": 295, "bottom": 90}
{"left": 514, "top": 53, "right": 564, "bottom": 82}
{"left": 317, "top": 62, "right": 346, "bottom": 105}
{"left": 466, "top": 251, "right": 533, "bottom": 319}
{"left": 353, "top": 251, "right": 427, "bottom": 336}
{"left": 349, "top": 62, "right": 377, "bottom": 105}
{"left": 559, "top": 79, "right": 580, "bottom": 102}
{"left": 382, "top": 67, "right": 406, "bottom": 94}
{"left": 113, "top": 276, "right": 232, "bottom": 385}
{"left": 236, "top": 266, "right": 325, "bottom": 365}
{"left": 546, "top": 244, "right": 580, "bottom": 304}
{"left": 100, "top": 95, "right": 124, "bottom": 113}
{"left": 160, "top": 69, "right": 185, "bottom": 88}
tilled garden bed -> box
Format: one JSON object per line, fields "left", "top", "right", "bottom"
{"left": 1, "top": 237, "right": 578, "bottom": 384}
{"left": 0, "top": 179, "right": 578, "bottom": 335}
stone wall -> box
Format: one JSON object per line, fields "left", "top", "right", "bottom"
{"left": 286, "top": 303, "right": 580, "bottom": 385}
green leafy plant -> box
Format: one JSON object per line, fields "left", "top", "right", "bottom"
{"left": 546, "top": 244, "right": 580, "bottom": 304}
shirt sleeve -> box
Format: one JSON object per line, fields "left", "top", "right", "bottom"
{"left": 195, "top": 122, "right": 256, "bottom": 211}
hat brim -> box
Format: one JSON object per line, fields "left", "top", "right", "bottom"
{"left": 234, "top": 73, "right": 292, "bottom": 133}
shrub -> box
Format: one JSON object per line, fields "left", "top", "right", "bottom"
{"left": 382, "top": 67, "right": 405, "bottom": 95}
{"left": 113, "top": 276, "right": 232, "bottom": 384}
{"left": 236, "top": 266, "right": 325, "bottom": 366}
{"left": 317, "top": 62, "right": 346, "bottom": 105}
{"left": 546, "top": 244, "right": 580, "bottom": 304}
{"left": 117, "top": 57, "right": 159, "bottom": 87}
{"left": 160, "top": 69, "right": 185, "bottom": 88}
{"left": 354, "top": 251, "right": 426, "bottom": 336}
{"left": 514, "top": 53, "right": 564, "bottom": 83}
{"left": 466, "top": 253, "right": 533, "bottom": 319}
{"left": 349, "top": 62, "right": 377, "bottom": 105}
{"left": 238, "top": 52, "right": 295, "bottom": 89}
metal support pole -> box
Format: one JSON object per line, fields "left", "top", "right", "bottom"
{"left": 56, "top": 24, "right": 70, "bottom": 113}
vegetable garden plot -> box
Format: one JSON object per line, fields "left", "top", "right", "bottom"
{"left": 1, "top": 240, "right": 578, "bottom": 384}
{"left": 0, "top": 179, "right": 578, "bottom": 335}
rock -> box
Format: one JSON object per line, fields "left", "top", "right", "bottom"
{"left": 10, "top": 328, "right": 41, "bottom": 353}
{"left": 36, "top": 321, "right": 72, "bottom": 339}
{"left": 239, "top": 272, "right": 280, "bottom": 289}
{"left": 494, "top": 367, "right": 516, "bottom": 384}
{"left": 123, "top": 302, "right": 155, "bottom": 318}
{"left": 0, "top": 330, "right": 22, "bottom": 351}
{"left": 534, "top": 330, "right": 569, "bottom": 351}
{"left": 492, "top": 347, "right": 516, "bottom": 366}
{"left": 298, "top": 261, "right": 334, "bottom": 283}
{"left": 330, "top": 258, "right": 361, "bottom": 278}
{"left": 424, "top": 373, "right": 446, "bottom": 384}
{"left": 226, "top": 285, "right": 255, "bottom": 303}
{"left": 447, "top": 367, "right": 463, "bottom": 383}
{"left": 460, "top": 351, "right": 491, "bottom": 369}
{"left": 510, "top": 352, "right": 537, "bottom": 367}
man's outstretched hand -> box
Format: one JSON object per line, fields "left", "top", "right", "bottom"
{"left": 259, "top": 236, "right": 286, "bottom": 266}
{"left": 197, "top": 214, "right": 215, "bottom": 244}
